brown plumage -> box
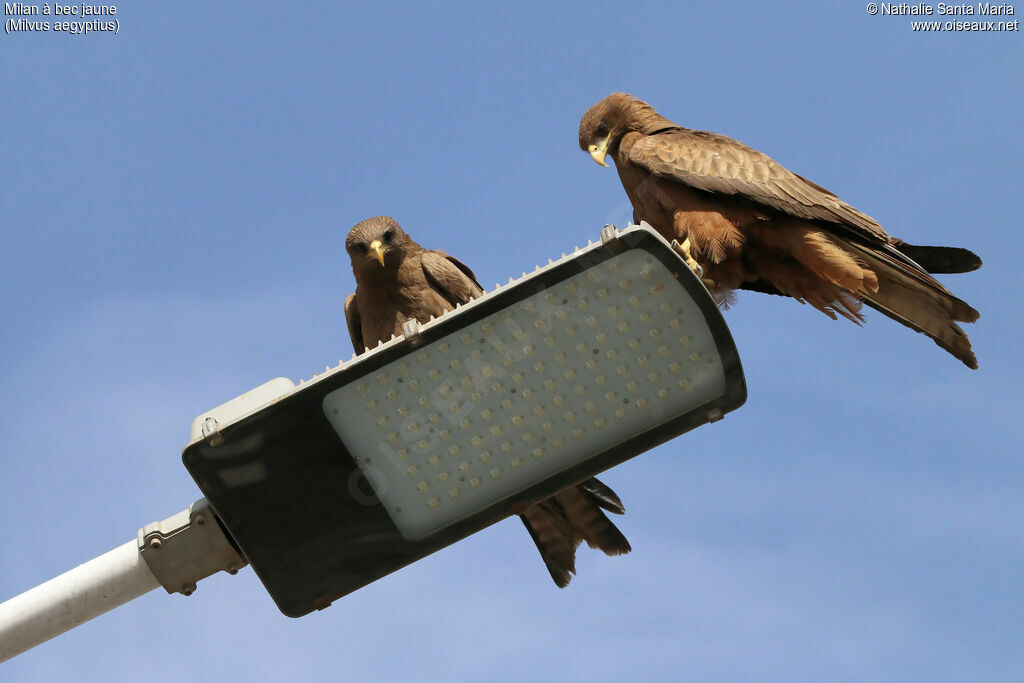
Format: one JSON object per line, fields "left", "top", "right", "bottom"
{"left": 344, "top": 216, "right": 631, "bottom": 587}
{"left": 579, "top": 93, "right": 981, "bottom": 368}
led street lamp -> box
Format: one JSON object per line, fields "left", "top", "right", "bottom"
{"left": 182, "top": 223, "right": 746, "bottom": 616}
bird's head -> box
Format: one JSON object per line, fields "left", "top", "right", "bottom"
{"left": 346, "top": 216, "right": 410, "bottom": 272}
{"left": 578, "top": 92, "right": 666, "bottom": 167}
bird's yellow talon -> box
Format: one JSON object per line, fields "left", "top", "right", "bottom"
{"left": 671, "top": 238, "right": 702, "bottom": 277}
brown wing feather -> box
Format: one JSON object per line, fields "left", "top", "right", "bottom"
{"left": 344, "top": 293, "right": 365, "bottom": 354}
{"left": 627, "top": 129, "right": 890, "bottom": 244}
{"left": 441, "top": 254, "right": 485, "bottom": 292}
{"left": 420, "top": 250, "right": 484, "bottom": 307}
{"left": 621, "top": 126, "right": 980, "bottom": 367}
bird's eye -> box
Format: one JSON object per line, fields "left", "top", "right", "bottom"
{"left": 595, "top": 122, "right": 609, "bottom": 137}
{"left": 383, "top": 230, "right": 394, "bottom": 244}
{"left": 358, "top": 243, "right": 369, "bottom": 254}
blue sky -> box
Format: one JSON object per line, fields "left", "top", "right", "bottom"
{"left": 1, "top": 1, "right": 1021, "bottom": 680}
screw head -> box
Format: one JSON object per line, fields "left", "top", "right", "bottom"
{"left": 148, "top": 537, "right": 162, "bottom": 550}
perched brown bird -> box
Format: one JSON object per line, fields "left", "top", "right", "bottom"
{"left": 344, "top": 216, "right": 631, "bottom": 586}
{"left": 579, "top": 93, "right": 981, "bottom": 368}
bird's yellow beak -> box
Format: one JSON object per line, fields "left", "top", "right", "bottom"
{"left": 369, "top": 240, "right": 386, "bottom": 267}
{"left": 588, "top": 139, "right": 610, "bottom": 167}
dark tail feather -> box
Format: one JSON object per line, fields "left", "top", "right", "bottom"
{"left": 741, "top": 240, "right": 982, "bottom": 298}
{"left": 891, "top": 240, "right": 982, "bottom": 274}
{"left": 579, "top": 477, "right": 626, "bottom": 514}
{"left": 520, "top": 500, "right": 578, "bottom": 588}
{"left": 520, "top": 478, "right": 631, "bottom": 588}
{"left": 843, "top": 242, "right": 980, "bottom": 369}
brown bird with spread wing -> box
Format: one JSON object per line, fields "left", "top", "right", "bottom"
{"left": 344, "top": 216, "right": 631, "bottom": 586}
{"left": 579, "top": 93, "right": 981, "bottom": 368}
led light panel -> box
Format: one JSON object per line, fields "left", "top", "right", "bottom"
{"left": 323, "top": 248, "right": 725, "bottom": 539}
{"left": 181, "top": 223, "right": 746, "bottom": 616}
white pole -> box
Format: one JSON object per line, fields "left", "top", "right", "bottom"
{"left": 0, "top": 539, "right": 159, "bottom": 662}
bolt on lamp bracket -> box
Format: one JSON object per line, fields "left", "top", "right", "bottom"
{"left": 138, "top": 498, "right": 247, "bottom": 596}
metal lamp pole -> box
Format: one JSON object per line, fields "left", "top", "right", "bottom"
{"left": 0, "top": 499, "right": 245, "bottom": 662}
